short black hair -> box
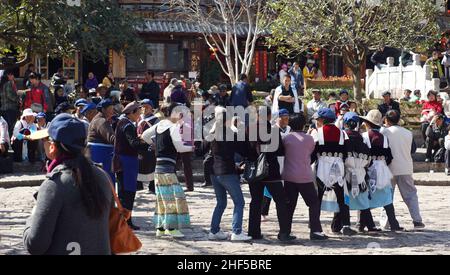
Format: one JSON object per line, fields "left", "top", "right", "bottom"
{"left": 147, "top": 71, "right": 155, "bottom": 78}
{"left": 239, "top": 74, "right": 248, "bottom": 81}
{"left": 345, "top": 120, "right": 358, "bottom": 130}
{"left": 289, "top": 114, "right": 306, "bottom": 131}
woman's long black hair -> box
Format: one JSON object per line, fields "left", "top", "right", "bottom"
{"left": 0, "top": 70, "right": 12, "bottom": 91}
{"left": 55, "top": 142, "right": 108, "bottom": 219}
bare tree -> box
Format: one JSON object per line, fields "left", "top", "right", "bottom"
{"left": 169, "top": 0, "right": 268, "bottom": 85}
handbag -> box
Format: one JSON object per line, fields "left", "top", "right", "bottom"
{"left": 105, "top": 174, "right": 142, "bottom": 254}
{"left": 243, "top": 152, "right": 269, "bottom": 184}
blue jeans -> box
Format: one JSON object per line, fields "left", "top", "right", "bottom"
{"left": 210, "top": 174, "right": 245, "bottom": 234}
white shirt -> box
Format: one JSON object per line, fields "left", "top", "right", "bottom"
{"left": 380, "top": 125, "right": 414, "bottom": 176}
{"left": 307, "top": 99, "right": 327, "bottom": 120}
{"left": 0, "top": 117, "right": 10, "bottom": 145}
{"left": 142, "top": 120, "right": 193, "bottom": 153}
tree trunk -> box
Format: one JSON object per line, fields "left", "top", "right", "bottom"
{"left": 351, "top": 67, "right": 363, "bottom": 103}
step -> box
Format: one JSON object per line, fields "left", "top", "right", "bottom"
{"left": 0, "top": 173, "right": 45, "bottom": 188}
{"left": 3, "top": 170, "right": 450, "bottom": 189}
{"left": 414, "top": 162, "right": 445, "bottom": 172}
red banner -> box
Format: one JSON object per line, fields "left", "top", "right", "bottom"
{"left": 263, "top": 51, "right": 268, "bottom": 81}
{"left": 255, "top": 51, "right": 260, "bottom": 77}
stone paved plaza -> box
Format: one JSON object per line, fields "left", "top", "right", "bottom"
{"left": 1, "top": 184, "right": 450, "bottom": 255}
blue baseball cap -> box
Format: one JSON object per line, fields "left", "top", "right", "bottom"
{"left": 97, "top": 99, "right": 113, "bottom": 111}
{"left": 278, "top": 109, "right": 289, "bottom": 117}
{"left": 80, "top": 103, "right": 97, "bottom": 115}
{"left": 140, "top": 99, "right": 154, "bottom": 107}
{"left": 48, "top": 114, "right": 87, "bottom": 150}
{"left": 343, "top": 112, "right": 359, "bottom": 124}
{"left": 36, "top": 112, "right": 46, "bottom": 119}
{"left": 317, "top": 108, "right": 336, "bottom": 120}
{"left": 28, "top": 114, "right": 87, "bottom": 150}
{"left": 339, "top": 89, "right": 349, "bottom": 95}
{"left": 74, "top": 99, "right": 88, "bottom": 107}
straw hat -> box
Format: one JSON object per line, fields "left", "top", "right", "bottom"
{"left": 359, "top": 110, "right": 383, "bottom": 127}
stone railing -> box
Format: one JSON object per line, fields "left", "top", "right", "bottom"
{"left": 365, "top": 54, "right": 440, "bottom": 99}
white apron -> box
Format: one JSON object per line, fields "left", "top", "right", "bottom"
{"left": 316, "top": 127, "right": 348, "bottom": 188}
{"left": 362, "top": 132, "right": 393, "bottom": 191}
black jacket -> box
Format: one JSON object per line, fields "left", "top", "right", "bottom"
{"left": 209, "top": 128, "right": 249, "bottom": 176}
{"left": 140, "top": 81, "right": 160, "bottom": 108}
{"left": 378, "top": 100, "right": 401, "bottom": 117}
{"left": 248, "top": 121, "right": 285, "bottom": 181}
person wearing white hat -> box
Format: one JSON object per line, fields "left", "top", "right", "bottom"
{"left": 303, "top": 59, "right": 316, "bottom": 80}
{"left": 11, "top": 108, "right": 38, "bottom": 162}
{"left": 360, "top": 110, "right": 404, "bottom": 232}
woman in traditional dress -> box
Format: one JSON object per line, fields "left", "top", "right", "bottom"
{"left": 359, "top": 110, "right": 403, "bottom": 232}
{"left": 142, "top": 103, "right": 192, "bottom": 238}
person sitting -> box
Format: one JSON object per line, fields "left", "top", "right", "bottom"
{"left": 0, "top": 115, "right": 10, "bottom": 159}
{"left": 425, "top": 114, "right": 447, "bottom": 163}
{"left": 400, "top": 89, "right": 412, "bottom": 102}
{"left": 421, "top": 90, "right": 443, "bottom": 148}
{"left": 444, "top": 127, "right": 450, "bottom": 175}
{"left": 410, "top": 90, "right": 421, "bottom": 102}
{"left": 307, "top": 89, "right": 327, "bottom": 122}
{"left": 378, "top": 91, "right": 401, "bottom": 117}
{"left": 334, "top": 89, "right": 350, "bottom": 116}
{"left": 35, "top": 112, "right": 48, "bottom": 162}
{"left": 11, "top": 109, "right": 38, "bottom": 162}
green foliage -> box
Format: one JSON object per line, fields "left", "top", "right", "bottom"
{"left": 267, "top": 0, "right": 440, "bottom": 101}
{"left": 0, "top": 0, "right": 146, "bottom": 67}
{"left": 200, "top": 58, "right": 222, "bottom": 90}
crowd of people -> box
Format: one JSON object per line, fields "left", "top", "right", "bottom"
{"left": 0, "top": 65, "right": 435, "bottom": 255}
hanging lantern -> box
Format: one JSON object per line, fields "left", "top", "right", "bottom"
{"left": 209, "top": 47, "right": 218, "bottom": 61}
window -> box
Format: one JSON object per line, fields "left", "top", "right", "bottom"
{"left": 126, "top": 42, "right": 188, "bottom": 72}
{"left": 147, "top": 43, "right": 165, "bottom": 70}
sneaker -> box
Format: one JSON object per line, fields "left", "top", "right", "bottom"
{"left": 342, "top": 226, "right": 357, "bottom": 236}
{"left": 446, "top": 168, "right": 449, "bottom": 176}
{"left": 278, "top": 234, "right": 297, "bottom": 242}
{"left": 425, "top": 158, "right": 431, "bottom": 163}
{"left": 208, "top": 231, "right": 229, "bottom": 241}
{"left": 165, "top": 229, "right": 185, "bottom": 238}
{"left": 156, "top": 229, "right": 166, "bottom": 237}
{"left": 230, "top": 233, "right": 252, "bottom": 242}
{"left": 310, "top": 232, "right": 329, "bottom": 240}
{"left": 413, "top": 222, "right": 426, "bottom": 229}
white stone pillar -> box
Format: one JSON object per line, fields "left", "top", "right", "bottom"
{"left": 413, "top": 54, "right": 421, "bottom": 66}
{"left": 387, "top": 57, "right": 395, "bottom": 67}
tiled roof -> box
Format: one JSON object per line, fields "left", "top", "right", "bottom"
{"left": 141, "top": 19, "right": 252, "bottom": 36}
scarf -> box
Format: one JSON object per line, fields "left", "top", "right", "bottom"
{"left": 47, "top": 153, "right": 75, "bottom": 173}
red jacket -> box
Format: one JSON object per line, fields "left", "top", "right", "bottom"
{"left": 24, "top": 83, "right": 48, "bottom": 112}
{"left": 335, "top": 100, "right": 350, "bottom": 116}
{"left": 421, "top": 100, "right": 442, "bottom": 116}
